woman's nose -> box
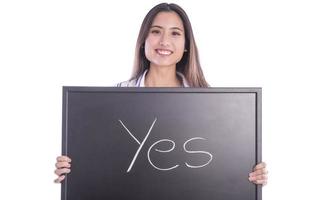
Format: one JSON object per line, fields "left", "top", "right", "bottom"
{"left": 159, "top": 33, "right": 170, "bottom": 47}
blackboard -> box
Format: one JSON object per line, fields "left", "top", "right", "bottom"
{"left": 61, "top": 87, "right": 262, "bottom": 200}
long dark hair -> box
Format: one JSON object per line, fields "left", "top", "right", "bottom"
{"left": 130, "top": 3, "right": 209, "bottom": 87}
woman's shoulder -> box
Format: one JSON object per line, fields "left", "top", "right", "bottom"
{"left": 115, "top": 78, "right": 139, "bottom": 87}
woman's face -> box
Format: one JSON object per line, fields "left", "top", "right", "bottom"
{"left": 144, "top": 11, "right": 186, "bottom": 69}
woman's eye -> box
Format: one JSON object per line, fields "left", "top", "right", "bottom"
{"left": 172, "top": 31, "right": 181, "bottom": 36}
{"left": 151, "top": 30, "right": 160, "bottom": 34}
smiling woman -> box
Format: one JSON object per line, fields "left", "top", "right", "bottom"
{"left": 145, "top": 12, "right": 186, "bottom": 72}
{"left": 144, "top": 11, "right": 187, "bottom": 87}
{"left": 54, "top": 2, "right": 268, "bottom": 186}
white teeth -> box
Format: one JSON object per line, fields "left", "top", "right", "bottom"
{"left": 156, "top": 49, "right": 172, "bottom": 55}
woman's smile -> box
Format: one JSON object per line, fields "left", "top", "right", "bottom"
{"left": 155, "top": 48, "right": 173, "bottom": 56}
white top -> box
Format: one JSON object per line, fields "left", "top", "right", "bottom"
{"left": 116, "top": 69, "right": 190, "bottom": 87}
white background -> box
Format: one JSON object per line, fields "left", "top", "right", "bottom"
{"left": 0, "top": 0, "right": 331, "bottom": 199}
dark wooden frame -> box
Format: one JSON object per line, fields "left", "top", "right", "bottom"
{"left": 61, "top": 87, "right": 262, "bottom": 200}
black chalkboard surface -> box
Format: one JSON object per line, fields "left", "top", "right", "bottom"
{"left": 61, "top": 87, "right": 262, "bottom": 200}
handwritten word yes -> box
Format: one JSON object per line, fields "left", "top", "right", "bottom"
{"left": 118, "top": 118, "right": 213, "bottom": 172}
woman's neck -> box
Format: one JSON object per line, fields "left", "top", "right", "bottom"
{"left": 145, "top": 65, "right": 181, "bottom": 87}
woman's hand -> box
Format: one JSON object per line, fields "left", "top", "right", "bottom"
{"left": 248, "top": 162, "right": 268, "bottom": 186}
{"left": 54, "top": 155, "right": 72, "bottom": 183}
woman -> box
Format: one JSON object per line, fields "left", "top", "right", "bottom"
{"left": 54, "top": 3, "right": 268, "bottom": 185}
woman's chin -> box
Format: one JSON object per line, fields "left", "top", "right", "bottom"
{"left": 150, "top": 62, "right": 177, "bottom": 68}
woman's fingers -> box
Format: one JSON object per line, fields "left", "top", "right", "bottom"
{"left": 54, "top": 168, "right": 71, "bottom": 176}
{"left": 54, "top": 156, "right": 72, "bottom": 184}
{"left": 54, "top": 175, "right": 66, "bottom": 183}
{"left": 249, "top": 174, "right": 268, "bottom": 181}
{"left": 249, "top": 162, "right": 268, "bottom": 186}
{"left": 55, "top": 161, "right": 71, "bottom": 169}
{"left": 57, "top": 156, "right": 71, "bottom": 162}
{"left": 248, "top": 174, "right": 268, "bottom": 186}
{"left": 249, "top": 168, "right": 268, "bottom": 177}
{"left": 254, "top": 162, "right": 266, "bottom": 170}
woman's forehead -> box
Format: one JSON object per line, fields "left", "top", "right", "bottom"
{"left": 151, "top": 11, "right": 184, "bottom": 30}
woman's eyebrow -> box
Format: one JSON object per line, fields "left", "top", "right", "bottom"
{"left": 150, "top": 25, "right": 163, "bottom": 29}
{"left": 170, "top": 27, "right": 183, "bottom": 32}
{"left": 150, "top": 25, "right": 183, "bottom": 32}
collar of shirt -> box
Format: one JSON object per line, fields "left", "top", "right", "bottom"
{"left": 136, "top": 69, "right": 189, "bottom": 87}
